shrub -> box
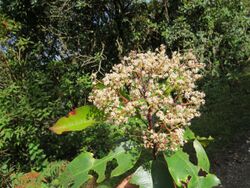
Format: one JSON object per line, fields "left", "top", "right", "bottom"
{"left": 50, "top": 46, "right": 220, "bottom": 188}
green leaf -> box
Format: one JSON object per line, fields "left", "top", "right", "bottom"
{"left": 95, "top": 83, "right": 106, "bottom": 89}
{"left": 130, "top": 162, "right": 153, "bottom": 188}
{"left": 196, "top": 136, "right": 214, "bottom": 147}
{"left": 59, "top": 152, "right": 94, "bottom": 188}
{"left": 130, "top": 158, "right": 174, "bottom": 188}
{"left": 119, "top": 87, "right": 131, "bottom": 101}
{"left": 189, "top": 174, "right": 221, "bottom": 188}
{"left": 49, "top": 105, "right": 103, "bottom": 134}
{"left": 151, "top": 157, "right": 175, "bottom": 188}
{"left": 193, "top": 139, "right": 210, "bottom": 172}
{"left": 165, "top": 150, "right": 196, "bottom": 187}
{"left": 164, "top": 84, "right": 173, "bottom": 96}
{"left": 164, "top": 146, "right": 220, "bottom": 188}
{"left": 97, "top": 185, "right": 112, "bottom": 188}
{"left": 59, "top": 142, "right": 140, "bottom": 188}
{"left": 110, "top": 145, "right": 137, "bottom": 178}
{"left": 183, "top": 127, "right": 196, "bottom": 141}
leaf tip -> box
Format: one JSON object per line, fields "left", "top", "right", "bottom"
{"left": 49, "top": 126, "right": 63, "bottom": 135}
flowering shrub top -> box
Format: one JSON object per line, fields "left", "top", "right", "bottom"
{"left": 89, "top": 45, "right": 205, "bottom": 152}
{"left": 51, "top": 45, "right": 220, "bottom": 188}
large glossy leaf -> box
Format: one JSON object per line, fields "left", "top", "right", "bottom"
{"left": 164, "top": 140, "right": 220, "bottom": 188}
{"left": 165, "top": 150, "right": 197, "bottom": 187}
{"left": 130, "top": 158, "right": 174, "bottom": 188}
{"left": 59, "top": 142, "right": 140, "bottom": 188}
{"left": 151, "top": 157, "right": 175, "bottom": 188}
{"left": 49, "top": 105, "right": 103, "bottom": 134}
{"left": 193, "top": 139, "right": 210, "bottom": 172}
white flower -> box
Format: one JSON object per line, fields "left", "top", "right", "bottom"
{"left": 89, "top": 45, "right": 205, "bottom": 151}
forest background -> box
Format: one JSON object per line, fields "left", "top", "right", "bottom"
{"left": 0, "top": 0, "right": 249, "bottom": 187}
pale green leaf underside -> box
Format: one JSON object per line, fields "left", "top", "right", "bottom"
{"left": 130, "top": 158, "right": 174, "bottom": 188}
{"left": 130, "top": 163, "right": 153, "bottom": 188}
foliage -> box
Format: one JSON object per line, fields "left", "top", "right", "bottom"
{"left": 0, "top": 0, "right": 249, "bottom": 186}
{"left": 50, "top": 106, "right": 103, "bottom": 134}
{"left": 0, "top": 13, "right": 105, "bottom": 175}
{"left": 1, "top": 0, "right": 248, "bottom": 74}
{"left": 159, "top": 0, "right": 250, "bottom": 76}
{"left": 128, "top": 139, "right": 220, "bottom": 188}
{"left": 130, "top": 159, "right": 174, "bottom": 188}
{"left": 50, "top": 48, "right": 220, "bottom": 188}
{"left": 51, "top": 105, "right": 220, "bottom": 187}
{"left": 10, "top": 161, "right": 68, "bottom": 187}
{"left": 164, "top": 140, "right": 220, "bottom": 188}
{"left": 191, "top": 71, "right": 250, "bottom": 150}
{"left": 0, "top": 161, "right": 15, "bottom": 187}
{"left": 60, "top": 142, "right": 140, "bottom": 188}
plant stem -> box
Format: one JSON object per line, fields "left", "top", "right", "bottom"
{"left": 147, "top": 107, "right": 153, "bottom": 130}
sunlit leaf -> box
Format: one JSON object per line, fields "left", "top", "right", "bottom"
{"left": 193, "top": 139, "right": 210, "bottom": 172}
{"left": 164, "top": 140, "right": 220, "bottom": 188}
{"left": 49, "top": 105, "right": 103, "bottom": 134}
{"left": 189, "top": 174, "right": 221, "bottom": 188}
{"left": 59, "top": 142, "right": 140, "bottom": 188}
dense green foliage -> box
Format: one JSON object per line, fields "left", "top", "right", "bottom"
{"left": 192, "top": 73, "right": 250, "bottom": 149}
{"left": 0, "top": 0, "right": 249, "bottom": 187}
{"left": 50, "top": 111, "right": 220, "bottom": 188}
{"left": 0, "top": 16, "right": 93, "bottom": 168}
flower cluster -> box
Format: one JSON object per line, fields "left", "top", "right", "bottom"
{"left": 89, "top": 45, "right": 205, "bottom": 152}
{"left": 142, "top": 128, "right": 185, "bottom": 152}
